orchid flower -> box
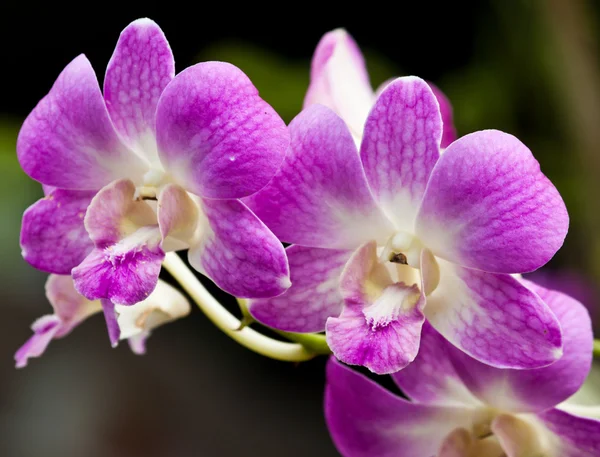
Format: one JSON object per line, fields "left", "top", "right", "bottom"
{"left": 325, "top": 280, "right": 600, "bottom": 457}
{"left": 17, "top": 18, "right": 291, "bottom": 316}
{"left": 15, "top": 274, "right": 190, "bottom": 368}
{"left": 304, "top": 28, "right": 457, "bottom": 148}
{"left": 245, "top": 72, "right": 568, "bottom": 374}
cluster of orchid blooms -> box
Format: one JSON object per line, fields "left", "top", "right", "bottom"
{"left": 14, "top": 18, "right": 600, "bottom": 456}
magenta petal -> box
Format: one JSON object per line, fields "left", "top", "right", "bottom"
{"left": 20, "top": 189, "right": 95, "bottom": 274}
{"left": 17, "top": 55, "right": 145, "bottom": 189}
{"left": 84, "top": 179, "right": 157, "bottom": 246}
{"left": 188, "top": 198, "right": 289, "bottom": 299}
{"left": 446, "top": 279, "right": 592, "bottom": 413}
{"left": 303, "top": 29, "right": 374, "bottom": 138}
{"left": 72, "top": 244, "right": 164, "bottom": 305}
{"left": 326, "top": 303, "right": 425, "bottom": 374}
{"left": 42, "top": 184, "right": 56, "bottom": 195}
{"left": 392, "top": 321, "right": 479, "bottom": 406}
{"left": 374, "top": 79, "right": 457, "bottom": 150}
{"left": 360, "top": 77, "right": 442, "bottom": 231}
{"left": 155, "top": 61, "right": 289, "bottom": 199}
{"left": 246, "top": 105, "right": 392, "bottom": 249}
{"left": 75, "top": 179, "right": 163, "bottom": 305}
{"left": 426, "top": 260, "right": 563, "bottom": 369}
{"left": 325, "top": 358, "right": 472, "bottom": 457}
{"left": 101, "top": 299, "right": 120, "bottom": 347}
{"left": 537, "top": 409, "right": 600, "bottom": 457}
{"left": 428, "top": 83, "right": 457, "bottom": 149}
{"left": 326, "top": 242, "right": 426, "bottom": 374}
{"left": 15, "top": 316, "right": 61, "bottom": 368}
{"left": 249, "top": 245, "right": 351, "bottom": 333}
{"left": 417, "top": 130, "right": 569, "bottom": 273}
{"left": 104, "top": 18, "right": 174, "bottom": 158}
{"left": 15, "top": 275, "right": 102, "bottom": 367}
{"left": 127, "top": 333, "right": 148, "bottom": 354}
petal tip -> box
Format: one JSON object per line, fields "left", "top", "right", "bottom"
{"left": 127, "top": 17, "right": 159, "bottom": 28}
{"left": 278, "top": 275, "right": 292, "bottom": 291}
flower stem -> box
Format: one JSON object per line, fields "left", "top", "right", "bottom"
{"left": 162, "top": 252, "right": 315, "bottom": 362}
{"left": 594, "top": 339, "right": 600, "bottom": 357}
{"left": 274, "top": 330, "right": 331, "bottom": 355}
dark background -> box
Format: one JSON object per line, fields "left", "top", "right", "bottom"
{"left": 1, "top": 1, "right": 600, "bottom": 456}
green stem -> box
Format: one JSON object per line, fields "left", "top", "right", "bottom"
{"left": 163, "top": 253, "right": 315, "bottom": 362}
{"left": 274, "top": 330, "right": 331, "bottom": 355}
{"left": 594, "top": 339, "right": 600, "bottom": 357}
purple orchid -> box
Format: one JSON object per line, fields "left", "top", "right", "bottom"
{"left": 18, "top": 18, "right": 291, "bottom": 313}
{"left": 326, "top": 280, "right": 600, "bottom": 456}
{"left": 304, "top": 28, "right": 457, "bottom": 147}
{"left": 245, "top": 34, "right": 568, "bottom": 374}
{"left": 15, "top": 274, "right": 190, "bottom": 368}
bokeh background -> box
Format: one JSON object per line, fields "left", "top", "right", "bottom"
{"left": 2, "top": 1, "right": 600, "bottom": 456}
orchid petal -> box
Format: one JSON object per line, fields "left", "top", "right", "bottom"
{"left": 445, "top": 279, "right": 592, "bottom": 413}
{"left": 45, "top": 275, "right": 102, "bottom": 327}
{"left": 17, "top": 55, "right": 145, "bottom": 189}
{"left": 156, "top": 61, "right": 288, "bottom": 199}
{"left": 188, "top": 198, "right": 289, "bottom": 299}
{"left": 127, "top": 333, "right": 148, "bottom": 355}
{"left": 42, "top": 184, "right": 56, "bottom": 195}
{"left": 249, "top": 245, "right": 351, "bottom": 333}
{"left": 246, "top": 105, "right": 392, "bottom": 249}
{"left": 73, "top": 243, "right": 163, "bottom": 306}
{"left": 20, "top": 189, "right": 95, "bottom": 274}
{"left": 115, "top": 279, "right": 190, "bottom": 352}
{"left": 83, "top": 179, "right": 156, "bottom": 246}
{"left": 392, "top": 321, "right": 481, "bottom": 407}
{"left": 15, "top": 275, "right": 102, "bottom": 367}
{"left": 375, "top": 80, "right": 458, "bottom": 149}
{"left": 325, "top": 358, "right": 473, "bottom": 457}
{"left": 537, "top": 409, "right": 600, "bottom": 457}
{"left": 360, "top": 77, "right": 442, "bottom": 231}
{"left": 15, "top": 316, "right": 61, "bottom": 369}
{"left": 326, "top": 242, "right": 425, "bottom": 374}
{"left": 425, "top": 260, "right": 563, "bottom": 369}
{"left": 157, "top": 184, "right": 199, "bottom": 250}
{"left": 303, "top": 29, "right": 374, "bottom": 138}
{"left": 492, "top": 414, "right": 553, "bottom": 457}
{"left": 416, "top": 130, "right": 569, "bottom": 273}
{"left": 72, "top": 180, "right": 163, "bottom": 305}
{"left": 101, "top": 299, "right": 120, "bottom": 347}
{"left": 373, "top": 78, "right": 395, "bottom": 98}
{"left": 428, "top": 83, "right": 457, "bottom": 148}
{"left": 104, "top": 18, "right": 174, "bottom": 162}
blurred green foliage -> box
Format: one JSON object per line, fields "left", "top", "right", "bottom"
{"left": 197, "top": 41, "right": 398, "bottom": 124}
{"left": 0, "top": 119, "right": 45, "bottom": 298}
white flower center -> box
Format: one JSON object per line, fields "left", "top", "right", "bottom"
{"left": 381, "top": 231, "right": 423, "bottom": 267}
{"left": 143, "top": 168, "right": 166, "bottom": 188}
{"left": 363, "top": 282, "right": 420, "bottom": 329}
{"left": 439, "top": 409, "right": 554, "bottom": 457}
{"left": 105, "top": 226, "right": 161, "bottom": 261}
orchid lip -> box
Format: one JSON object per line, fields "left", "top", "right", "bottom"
{"left": 105, "top": 226, "right": 161, "bottom": 260}
{"left": 363, "top": 282, "right": 420, "bottom": 329}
